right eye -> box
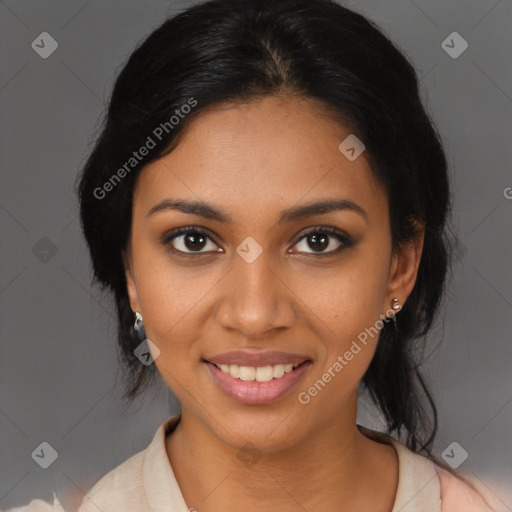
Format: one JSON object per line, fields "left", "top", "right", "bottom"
{"left": 161, "top": 226, "right": 223, "bottom": 255}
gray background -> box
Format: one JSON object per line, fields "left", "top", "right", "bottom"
{"left": 1, "top": 0, "right": 511, "bottom": 511}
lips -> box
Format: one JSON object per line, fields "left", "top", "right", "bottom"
{"left": 204, "top": 359, "right": 313, "bottom": 405}
{"left": 203, "top": 350, "right": 311, "bottom": 367}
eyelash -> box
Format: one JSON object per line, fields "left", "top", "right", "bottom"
{"left": 161, "top": 225, "right": 354, "bottom": 258}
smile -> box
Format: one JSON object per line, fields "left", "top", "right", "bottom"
{"left": 204, "top": 359, "right": 312, "bottom": 405}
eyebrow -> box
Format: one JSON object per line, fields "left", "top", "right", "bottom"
{"left": 146, "top": 198, "right": 368, "bottom": 224}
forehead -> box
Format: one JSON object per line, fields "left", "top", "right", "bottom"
{"left": 133, "top": 95, "right": 388, "bottom": 226}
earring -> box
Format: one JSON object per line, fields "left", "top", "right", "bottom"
{"left": 391, "top": 297, "right": 401, "bottom": 326}
{"left": 134, "top": 311, "right": 143, "bottom": 331}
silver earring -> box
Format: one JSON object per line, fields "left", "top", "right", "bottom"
{"left": 391, "top": 297, "right": 401, "bottom": 326}
{"left": 134, "top": 311, "right": 143, "bottom": 331}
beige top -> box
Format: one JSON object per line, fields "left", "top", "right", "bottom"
{"left": 8, "top": 414, "right": 502, "bottom": 512}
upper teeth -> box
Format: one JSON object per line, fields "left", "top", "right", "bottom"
{"left": 215, "top": 363, "right": 301, "bottom": 382}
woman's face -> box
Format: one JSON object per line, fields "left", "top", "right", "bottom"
{"left": 124, "top": 94, "right": 423, "bottom": 452}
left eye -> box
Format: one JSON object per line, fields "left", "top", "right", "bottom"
{"left": 291, "top": 227, "right": 352, "bottom": 256}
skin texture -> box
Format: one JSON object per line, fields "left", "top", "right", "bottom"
{"left": 123, "top": 95, "right": 425, "bottom": 511}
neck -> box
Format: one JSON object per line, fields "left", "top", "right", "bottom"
{"left": 165, "top": 395, "right": 398, "bottom": 512}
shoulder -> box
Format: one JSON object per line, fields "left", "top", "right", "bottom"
{"left": 5, "top": 491, "right": 68, "bottom": 512}
{"left": 433, "top": 465, "right": 506, "bottom": 512}
{"left": 77, "top": 449, "right": 146, "bottom": 512}
{"left": 357, "top": 424, "right": 506, "bottom": 512}
{"left": 6, "top": 499, "right": 55, "bottom": 512}
{"left": 77, "top": 415, "right": 181, "bottom": 512}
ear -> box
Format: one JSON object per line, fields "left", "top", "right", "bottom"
{"left": 122, "top": 248, "right": 141, "bottom": 313}
{"left": 383, "top": 220, "right": 425, "bottom": 315}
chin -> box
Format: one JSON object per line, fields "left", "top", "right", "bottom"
{"left": 208, "top": 404, "right": 309, "bottom": 454}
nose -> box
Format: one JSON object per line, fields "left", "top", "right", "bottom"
{"left": 214, "top": 250, "right": 296, "bottom": 340}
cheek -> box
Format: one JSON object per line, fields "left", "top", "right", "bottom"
{"left": 295, "top": 251, "right": 389, "bottom": 338}
{"left": 134, "top": 235, "right": 212, "bottom": 319}
{"left": 132, "top": 249, "right": 210, "bottom": 360}
{"left": 292, "top": 248, "right": 389, "bottom": 385}
{"left": 296, "top": 280, "right": 384, "bottom": 416}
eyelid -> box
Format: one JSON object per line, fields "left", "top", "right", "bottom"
{"left": 162, "top": 225, "right": 218, "bottom": 241}
{"left": 293, "top": 225, "right": 351, "bottom": 244}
